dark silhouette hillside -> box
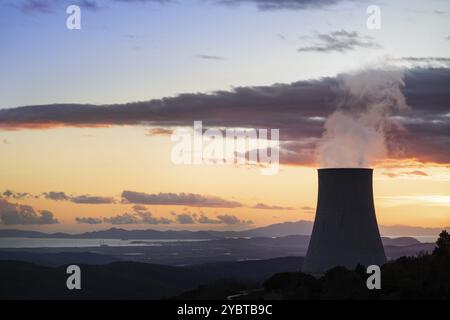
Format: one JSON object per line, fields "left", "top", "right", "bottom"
{"left": 0, "top": 256, "right": 303, "bottom": 299}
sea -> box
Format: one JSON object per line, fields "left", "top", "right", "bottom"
{"left": 0, "top": 237, "right": 208, "bottom": 248}
{"left": 0, "top": 235, "right": 438, "bottom": 248}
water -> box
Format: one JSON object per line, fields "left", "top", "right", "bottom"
{"left": 0, "top": 235, "right": 437, "bottom": 248}
{"left": 0, "top": 237, "right": 207, "bottom": 248}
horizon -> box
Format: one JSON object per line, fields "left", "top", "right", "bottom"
{"left": 1, "top": 219, "right": 448, "bottom": 236}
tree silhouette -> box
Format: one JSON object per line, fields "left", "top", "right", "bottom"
{"left": 433, "top": 230, "right": 450, "bottom": 257}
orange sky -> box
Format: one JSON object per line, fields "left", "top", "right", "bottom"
{"left": 0, "top": 126, "right": 449, "bottom": 232}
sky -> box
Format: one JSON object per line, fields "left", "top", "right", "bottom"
{"left": 0, "top": 0, "right": 449, "bottom": 232}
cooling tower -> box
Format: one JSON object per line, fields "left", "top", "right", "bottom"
{"left": 302, "top": 168, "right": 386, "bottom": 274}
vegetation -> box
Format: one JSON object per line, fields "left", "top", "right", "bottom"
{"left": 260, "top": 230, "right": 450, "bottom": 300}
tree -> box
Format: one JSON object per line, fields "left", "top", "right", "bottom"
{"left": 433, "top": 230, "right": 450, "bottom": 256}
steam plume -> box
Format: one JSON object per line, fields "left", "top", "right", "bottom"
{"left": 317, "top": 69, "right": 409, "bottom": 167}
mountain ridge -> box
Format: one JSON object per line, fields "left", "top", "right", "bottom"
{"left": 0, "top": 220, "right": 447, "bottom": 239}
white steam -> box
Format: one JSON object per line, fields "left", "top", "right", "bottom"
{"left": 317, "top": 69, "right": 409, "bottom": 168}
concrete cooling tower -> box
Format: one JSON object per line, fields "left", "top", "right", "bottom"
{"left": 302, "top": 168, "right": 386, "bottom": 274}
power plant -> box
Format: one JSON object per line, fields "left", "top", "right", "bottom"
{"left": 302, "top": 168, "right": 386, "bottom": 274}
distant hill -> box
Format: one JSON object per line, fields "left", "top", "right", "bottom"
{"left": 244, "top": 220, "right": 313, "bottom": 237}
{"left": 381, "top": 237, "right": 421, "bottom": 246}
{"left": 0, "top": 227, "right": 240, "bottom": 240}
{"left": 0, "top": 221, "right": 447, "bottom": 240}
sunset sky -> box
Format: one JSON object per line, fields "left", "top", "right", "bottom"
{"left": 0, "top": 0, "right": 449, "bottom": 232}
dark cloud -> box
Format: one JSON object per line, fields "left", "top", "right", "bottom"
{"left": 217, "top": 214, "right": 253, "bottom": 225}
{"left": 195, "top": 54, "right": 226, "bottom": 61}
{"left": 132, "top": 205, "right": 148, "bottom": 211}
{"left": 75, "top": 217, "right": 103, "bottom": 224}
{"left": 0, "top": 198, "right": 58, "bottom": 225}
{"left": 301, "top": 206, "right": 315, "bottom": 213}
{"left": 135, "top": 211, "right": 173, "bottom": 224}
{"left": 216, "top": 0, "right": 343, "bottom": 10}
{"left": 113, "top": 0, "right": 172, "bottom": 3}
{"left": 103, "top": 209, "right": 173, "bottom": 225}
{"left": 19, "top": 0, "right": 55, "bottom": 14}
{"left": 396, "top": 57, "right": 450, "bottom": 67}
{"left": 1, "top": 68, "right": 449, "bottom": 165}
{"left": 42, "top": 191, "right": 114, "bottom": 204}
{"left": 78, "top": 0, "right": 101, "bottom": 10}
{"left": 252, "top": 203, "right": 293, "bottom": 210}
{"left": 175, "top": 213, "right": 196, "bottom": 224}
{"left": 104, "top": 213, "right": 139, "bottom": 224}
{"left": 14, "top": 0, "right": 347, "bottom": 14}
{"left": 122, "top": 191, "right": 242, "bottom": 208}
{"left": 70, "top": 195, "right": 115, "bottom": 204}
{"left": 2, "top": 190, "right": 31, "bottom": 199}
{"left": 36, "top": 210, "right": 58, "bottom": 224}
{"left": 17, "top": 0, "right": 101, "bottom": 14}
{"left": 298, "top": 30, "right": 381, "bottom": 53}
{"left": 196, "top": 213, "right": 252, "bottom": 225}
{"left": 42, "top": 191, "right": 70, "bottom": 201}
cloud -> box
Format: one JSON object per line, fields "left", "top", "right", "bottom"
{"left": 251, "top": 203, "right": 293, "bottom": 210}
{"left": 70, "top": 195, "right": 115, "bottom": 204}
{"left": 2, "top": 190, "right": 31, "bottom": 199}
{"left": 197, "top": 214, "right": 222, "bottom": 224}
{"left": 195, "top": 54, "right": 226, "bottom": 61}
{"left": 195, "top": 213, "right": 251, "bottom": 225}
{"left": 75, "top": 217, "right": 103, "bottom": 224}
{"left": 1, "top": 68, "right": 449, "bottom": 166}
{"left": 42, "top": 191, "right": 115, "bottom": 204}
{"left": 19, "top": 0, "right": 55, "bottom": 14}
{"left": 394, "top": 57, "right": 450, "bottom": 68}
{"left": 399, "top": 57, "right": 450, "bottom": 63}
{"left": 301, "top": 206, "right": 315, "bottom": 214}
{"left": 0, "top": 198, "right": 58, "bottom": 225}
{"left": 122, "top": 191, "right": 242, "bottom": 208}
{"left": 103, "top": 208, "right": 173, "bottom": 224}
{"left": 146, "top": 127, "right": 173, "bottom": 136}
{"left": 78, "top": 0, "right": 100, "bottom": 11}
{"left": 132, "top": 205, "right": 148, "bottom": 211}
{"left": 298, "top": 30, "right": 381, "bottom": 53}
{"left": 17, "top": 0, "right": 101, "bottom": 14}
{"left": 382, "top": 170, "right": 429, "bottom": 178}
{"left": 175, "top": 213, "right": 196, "bottom": 224}
{"left": 14, "top": 0, "right": 346, "bottom": 14}
{"left": 113, "top": 0, "right": 172, "bottom": 3}
{"left": 216, "top": 0, "right": 343, "bottom": 10}
{"left": 135, "top": 210, "right": 173, "bottom": 224}
{"left": 405, "top": 170, "right": 428, "bottom": 176}
{"left": 104, "top": 213, "right": 139, "bottom": 224}
{"left": 42, "top": 191, "right": 70, "bottom": 201}
{"left": 377, "top": 195, "right": 450, "bottom": 207}
{"left": 217, "top": 214, "right": 253, "bottom": 225}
